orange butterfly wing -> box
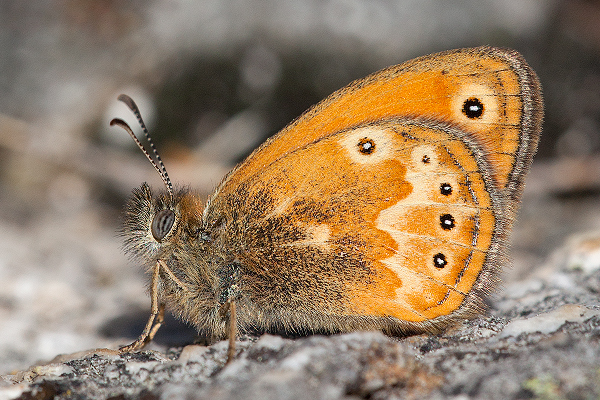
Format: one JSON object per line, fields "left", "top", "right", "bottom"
{"left": 218, "top": 46, "right": 542, "bottom": 203}
{"left": 203, "top": 46, "right": 542, "bottom": 332}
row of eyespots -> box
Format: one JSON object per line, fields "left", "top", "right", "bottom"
{"left": 355, "top": 135, "right": 462, "bottom": 271}
{"left": 437, "top": 95, "right": 480, "bottom": 266}
{"left": 432, "top": 95, "right": 482, "bottom": 271}
{"left": 435, "top": 181, "right": 454, "bottom": 268}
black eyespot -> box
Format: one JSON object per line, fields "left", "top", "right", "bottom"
{"left": 462, "top": 98, "right": 484, "bottom": 119}
{"left": 433, "top": 253, "right": 447, "bottom": 268}
{"left": 440, "top": 214, "right": 455, "bottom": 230}
{"left": 151, "top": 209, "right": 175, "bottom": 241}
{"left": 358, "top": 138, "right": 375, "bottom": 154}
{"left": 422, "top": 155, "right": 430, "bottom": 164}
{"left": 440, "top": 183, "right": 452, "bottom": 196}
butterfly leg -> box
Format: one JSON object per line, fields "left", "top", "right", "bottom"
{"left": 120, "top": 260, "right": 165, "bottom": 352}
{"left": 227, "top": 299, "right": 237, "bottom": 363}
{"left": 218, "top": 298, "right": 238, "bottom": 364}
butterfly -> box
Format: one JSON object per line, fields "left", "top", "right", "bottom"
{"left": 110, "top": 46, "right": 543, "bottom": 362}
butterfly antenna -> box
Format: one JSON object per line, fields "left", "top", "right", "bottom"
{"left": 110, "top": 94, "right": 174, "bottom": 200}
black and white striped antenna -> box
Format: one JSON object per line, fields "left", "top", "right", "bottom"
{"left": 110, "top": 94, "right": 174, "bottom": 200}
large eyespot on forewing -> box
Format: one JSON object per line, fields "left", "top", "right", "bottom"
{"left": 151, "top": 209, "right": 175, "bottom": 241}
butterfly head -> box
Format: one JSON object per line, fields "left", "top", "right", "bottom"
{"left": 121, "top": 183, "right": 205, "bottom": 268}
{"left": 111, "top": 95, "right": 217, "bottom": 323}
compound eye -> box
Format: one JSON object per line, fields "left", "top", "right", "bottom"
{"left": 151, "top": 209, "right": 175, "bottom": 241}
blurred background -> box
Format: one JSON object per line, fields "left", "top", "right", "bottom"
{"left": 1, "top": 0, "right": 600, "bottom": 374}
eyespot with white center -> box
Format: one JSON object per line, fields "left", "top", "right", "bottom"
{"left": 440, "top": 183, "right": 452, "bottom": 196}
{"left": 462, "top": 97, "right": 484, "bottom": 119}
{"left": 357, "top": 138, "right": 376, "bottom": 154}
{"left": 433, "top": 253, "right": 447, "bottom": 269}
{"left": 440, "top": 213, "right": 455, "bottom": 230}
